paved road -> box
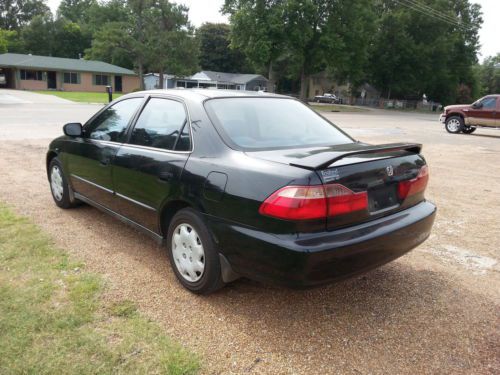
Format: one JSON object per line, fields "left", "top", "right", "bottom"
{"left": 0, "top": 91, "right": 498, "bottom": 374}
{"left": 0, "top": 89, "right": 101, "bottom": 140}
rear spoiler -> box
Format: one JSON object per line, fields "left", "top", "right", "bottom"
{"left": 289, "top": 143, "right": 422, "bottom": 170}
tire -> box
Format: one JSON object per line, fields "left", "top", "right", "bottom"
{"left": 445, "top": 116, "right": 464, "bottom": 134}
{"left": 48, "top": 157, "right": 78, "bottom": 209}
{"left": 462, "top": 126, "right": 476, "bottom": 134}
{"left": 166, "top": 208, "right": 225, "bottom": 294}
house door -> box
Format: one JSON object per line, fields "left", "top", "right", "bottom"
{"left": 47, "top": 71, "right": 57, "bottom": 89}
{"left": 114, "top": 75, "right": 123, "bottom": 92}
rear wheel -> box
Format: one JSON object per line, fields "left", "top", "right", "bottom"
{"left": 166, "top": 208, "right": 225, "bottom": 294}
{"left": 445, "top": 116, "right": 464, "bottom": 134}
{"left": 462, "top": 126, "right": 476, "bottom": 134}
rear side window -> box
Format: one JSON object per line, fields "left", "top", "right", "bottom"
{"left": 481, "top": 97, "right": 496, "bottom": 109}
{"left": 205, "top": 98, "right": 352, "bottom": 150}
{"left": 129, "top": 98, "right": 190, "bottom": 151}
{"left": 86, "top": 98, "right": 143, "bottom": 142}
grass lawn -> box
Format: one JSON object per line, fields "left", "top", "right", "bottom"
{"left": 0, "top": 204, "right": 199, "bottom": 375}
{"left": 309, "top": 104, "right": 368, "bottom": 113}
{"left": 34, "top": 91, "right": 123, "bottom": 103}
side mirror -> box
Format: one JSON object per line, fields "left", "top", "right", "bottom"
{"left": 63, "top": 122, "right": 83, "bottom": 137}
{"left": 472, "top": 102, "right": 483, "bottom": 109}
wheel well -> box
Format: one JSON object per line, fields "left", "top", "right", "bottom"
{"left": 447, "top": 113, "right": 464, "bottom": 122}
{"left": 159, "top": 200, "right": 191, "bottom": 237}
{"left": 46, "top": 151, "right": 58, "bottom": 178}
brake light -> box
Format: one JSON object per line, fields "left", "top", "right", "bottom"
{"left": 398, "top": 165, "right": 429, "bottom": 199}
{"left": 259, "top": 184, "right": 368, "bottom": 220}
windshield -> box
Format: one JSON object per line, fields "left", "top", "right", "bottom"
{"left": 205, "top": 98, "right": 353, "bottom": 150}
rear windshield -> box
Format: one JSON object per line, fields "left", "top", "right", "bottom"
{"left": 205, "top": 97, "right": 353, "bottom": 150}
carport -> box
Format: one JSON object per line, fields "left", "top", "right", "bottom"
{"left": 0, "top": 67, "right": 15, "bottom": 89}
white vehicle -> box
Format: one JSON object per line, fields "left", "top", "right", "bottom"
{"left": 314, "top": 93, "right": 339, "bottom": 103}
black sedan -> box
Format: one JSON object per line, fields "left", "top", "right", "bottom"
{"left": 47, "top": 90, "right": 436, "bottom": 294}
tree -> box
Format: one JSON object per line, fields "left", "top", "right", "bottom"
{"left": 57, "top": 0, "right": 98, "bottom": 23}
{"left": 476, "top": 54, "right": 500, "bottom": 96}
{"left": 223, "top": 0, "right": 287, "bottom": 91}
{"left": 0, "top": 29, "right": 23, "bottom": 53}
{"left": 0, "top": 0, "right": 50, "bottom": 30}
{"left": 224, "top": 0, "right": 376, "bottom": 98}
{"left": 144, "top": 0, "right": 199, "bottom": 88}
{"left": 197, "top": 23, "right": 249, "bottom": 73}
{"left": 21, "top": 13, "right": 54, "bottom": 56}
{"left": 368, "top": 0, "right": 483, "bottom": 104}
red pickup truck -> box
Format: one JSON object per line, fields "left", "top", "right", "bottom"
{"left": 439, "top": 95, "right": 499, "bottom": 134}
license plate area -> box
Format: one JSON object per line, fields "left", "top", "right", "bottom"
{"left": 368, "top": 184, "right": 399, "bottom": 213}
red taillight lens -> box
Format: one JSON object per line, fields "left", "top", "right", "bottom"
{"left": 398, "top": 165, "right": 429, "bottom": 199}
{"left": 259, "top": 184, "right": 368, "bottom": 220}
{"left": 325, "top": 184, "right": 368, "bottom": 217}
{"left": 258, "top": 185, "right": 327, "bottom": 220}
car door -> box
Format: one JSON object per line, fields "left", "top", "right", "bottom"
{"left": 111, "top": 96, "right": 192, "bottom": 233}
{"left": 65, "top": 97, "right": 144, "bottom": 208}
{"left": 468, "top": 96, "right": 497, "bottom": 127}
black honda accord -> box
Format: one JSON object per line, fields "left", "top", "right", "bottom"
{"left": 46, "top": 89, "right": 436, "bottom": 294}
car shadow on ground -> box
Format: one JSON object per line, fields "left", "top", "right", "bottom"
{"left": 62, "top": 203, "right": 497, "bottom": 373}
{"left": 468, "top": 132, "right": 500, "bottom": 140}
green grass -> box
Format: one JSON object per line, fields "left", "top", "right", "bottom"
{"left": 34, "top": 91, "right": 123, "bottom": 103}
{"left": 310, "top": 104, "right": 368, "bottom": 112}
{"left": 0, "top": 204, "right": 199, "bottom": 375}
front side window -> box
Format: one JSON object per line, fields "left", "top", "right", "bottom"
{"left": 64, "top": 72, "right": 79, "bottom": 84}
{"left": 85, "top": 98, "right": 143, "bottom": 142}
{"left": 94, "top": 74, "right": 109, "bottom": 86}
{"left": 480, "top": 97, "right": 496, "bottom": 109}
{"left": 205, "top": 98, "right": 352, "bottom": 150}
{"left": 129, "top": 98, "right": 190, "bottom": 151}
{"left": 20, "top": 70, "right": 43, "bottom": 80}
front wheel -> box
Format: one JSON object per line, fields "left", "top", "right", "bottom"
{"left": 462, "top": 126, "right": 476, "bottom": 134}
{"left": 48, "top": 158, "right": 78, "bottom": 209}
{"left": 166, "top": 208, "right": 225, "bottom": 294}
{"left": 445, "top": 116, "right": 464, "bottom": 134}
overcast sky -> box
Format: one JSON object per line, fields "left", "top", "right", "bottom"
{"left": 46, "top": 0, "right": 498, "bottom": 60}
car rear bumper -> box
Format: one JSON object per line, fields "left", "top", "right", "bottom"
{"left": 207, "top": 201, "right": 436, "bottom": 287}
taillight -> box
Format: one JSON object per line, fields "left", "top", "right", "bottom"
{"left": 398, "top": 165, "right": 429, "bottom": 199}
{"left": 259, "top": 184, "right": 368, "bottom": 220}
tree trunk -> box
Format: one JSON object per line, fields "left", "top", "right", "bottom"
{"left": 299, "top": 67, "right": 309, "bottom": 101}
{"left": 267, "top": 60, "right": 276, "bottom": 93}
{"left": 138, "top": 59, "right": 144, "bottom": 90}
{"left": 158, "top": 71, "right": 164, "bottom": 89}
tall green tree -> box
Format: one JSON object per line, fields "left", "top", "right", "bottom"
{"left": 369, "top": 0, "right": 482, "bottom": 103}
{"left": 223, "top": 0, "right": 287, "bottom": 91}
{"left": 197, "top": 23, "right": 249, "bottom": 73}
{"left": 476, "top": 54, "right": 500, "bottom": 96}
{"left": 0, "top": 29, "right": 23, "bottom": 53}
{"left": 57, "top": 0, "right": 97, "bottom": 23}
{"left": 224, "top": 0, "right": 376, "bottom": 98}
{"left": 0, "top": 0, "right": 50, "bottom": 30}
{"left": 145, "top": 0, "right": 199, "bottom": 88}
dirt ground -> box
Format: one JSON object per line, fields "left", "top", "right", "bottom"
{"left": 0, "top": 95, "right": 499, "bottom": 374}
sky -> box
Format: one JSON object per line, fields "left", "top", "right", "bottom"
{"left": 46, "top": 0, "right": 498, "bottom": 60}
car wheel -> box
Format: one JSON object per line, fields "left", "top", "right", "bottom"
{"left": 462, "top": 126, "right": 476, "bottom": 134}
{"left": 445, "top": 116, "right": 464, "bottom": 134}
{"left": 48, "top": 158, "right": 78, "bottom": 209}
{"left": 167, "top": 208, "right": 225, "bottom": 294}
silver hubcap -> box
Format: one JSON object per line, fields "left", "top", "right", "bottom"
{"left": 447, "top": 119, "right": 460, "bottom": 132}
{"left": 172, "top": 223, "right": 205, "bottom": 282}
{"left": 50, "top": 165, "right": 64, "bottom": 201}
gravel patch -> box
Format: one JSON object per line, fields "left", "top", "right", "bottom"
{"left": 0, "top": 108, "right": 499, "bottom": 374}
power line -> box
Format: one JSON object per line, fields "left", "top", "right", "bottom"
{"left": 395, "top": 0, "right": 469, "bottom": 31}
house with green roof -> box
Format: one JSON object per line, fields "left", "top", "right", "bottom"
{"left": 0, "top": 53, "right": 140, "bottom": 93}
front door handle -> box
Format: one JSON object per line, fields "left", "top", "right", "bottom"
{"left": 99, "top": 158, "right": 110, "bottom": 166}
{"left": 158, "top": 171, "right": 174, "bottom": 182}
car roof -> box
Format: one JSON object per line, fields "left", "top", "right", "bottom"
{"left": 121, "top": 88, "right": 289, "bottom": 101}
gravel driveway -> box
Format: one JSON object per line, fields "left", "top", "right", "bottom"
{"left": 0, "top": 95, "right": 498, "bottom": 374}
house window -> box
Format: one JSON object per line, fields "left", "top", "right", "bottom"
{"left": 94, "top": 74, "right": 109, "bottom": 86}
{"left": 63, "top": 72, "right": 79, "bottom": 84}
{"left": 20, "top": 70, "right": 43, "bottom": 81}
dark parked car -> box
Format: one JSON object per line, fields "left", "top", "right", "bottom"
{"left": 314, "top": 93, "right": 339, "bottom": 103}
{"left": 47, "top": 90, "right": 436, "bottom": 294}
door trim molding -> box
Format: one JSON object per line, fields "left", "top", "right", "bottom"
{"left": 71, "top": 174, "right": 113, "bottom": 194}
